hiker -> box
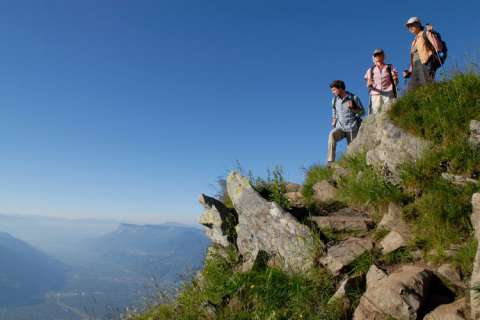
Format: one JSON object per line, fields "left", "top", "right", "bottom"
{"left": 365, "top": 49, "right": 399, "bottom": 114}
{"left": 327, "top": 80, "right": 364, "bottom": 164}
{"left": 403, "top": 17, "right": 445, "bottom": 91}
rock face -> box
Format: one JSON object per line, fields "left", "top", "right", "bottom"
{"left": 424, "top": 298, "right": 467, "bottom": 320}
{"left": 353, "top": 265, "right": 454, "bottom": 320}
{"left": 319, "top": 237, "right": 373, "bottom": 275}
{"left": 198, "top": 194, "right": 238, "bottom": 247}
{"left": 470, "top": 120, "right": 480, "bottom": 146}
{"left": 310, "top": 208, "right": 373, "bottom": 232}
{"left": 226, "top": 172, "right": 317, "bottom": 272}
{"left": 470, "top": 193, "right": 480, "bottom": 319}
{"left": 347, "top": 108, "right": 430, "bottom": 181}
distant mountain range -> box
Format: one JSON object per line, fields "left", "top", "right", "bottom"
{"left": 0, "top": 232, "right": 66, "bottom": 307}
{"left": 0, "top": 216, "right": 209, "bottom": 319}
{"left": 87, "top": 223, "right": 210, "bottom": 284}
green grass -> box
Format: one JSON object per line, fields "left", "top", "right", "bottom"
{"left": 336, "top": 153, "right": 404, "bottom": 210}
{"left": 130, "top": 248, "right": 350, "bottom": 320}
{"left": 389, "top": 71, "right": 480, "bottom": 145}
{"left": 453, "top": 236, "right": 478, "bottom": 277}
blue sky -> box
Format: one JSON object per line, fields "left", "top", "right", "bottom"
{"left": 0, "top": 0, "right": 478, "bottom": 224}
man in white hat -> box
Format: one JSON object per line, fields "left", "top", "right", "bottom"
{"left": 364, "top": 48, "right": 398, "bottom": 114}
{"left": 403, "top": 17, "right": 443, "bottom": 91}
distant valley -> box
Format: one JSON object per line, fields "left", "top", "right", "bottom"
{"left": 0, "top": 215, "right": 209, "bottom": 320}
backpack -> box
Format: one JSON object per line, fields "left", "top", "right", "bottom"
{"left": 423, "top": 24, "right": 448, "bottom": 69}
{"left": 332, "top": 93, "right": 363, "bottom": 127}
{"left": 369, "top": 64, "right": 397, "bottom": 98}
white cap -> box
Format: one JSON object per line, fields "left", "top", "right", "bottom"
{"left": 406, "top": 16, "right": 421, "bottom": 26}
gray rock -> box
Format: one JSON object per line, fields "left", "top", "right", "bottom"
{"left": 328, "top": 275, "right": 364, "bottom": 308}
{"left": 319, "top": 237, "right": 373, "bottom": 275}
{"left": 198, "top": 194, "right": 237, "bottom": 247}
{"left": 284, "top": 191, "right": 305, "bottom": 207}
{"left": 354, "top": 266, "right": 437, "bottom": 320}
{"left": 365, "top": 264, "right": 387, "bottom": 289}
{"left": 470, "top": 193, "right": 480, "bottom": 319}
{"left": 441, "top": 172, "right": 478, "bottom": 186}
{"left": 347, "top": 110, "right": 430, "bottom": 182}
{"left": 470, "top": 120, "right": 480, "bottom": 146}
{"left": 379, "top": 230, "right": 407, "bottom": 255}
{"left": 423, "top": 298, "right": 467, "bottom": 320}
{"left": 330, "top": 162, "right": 351, "bottom": 182}
{"left": 285, "top": 182, "right": 302, "bottom": 193}
{"left": 226, "top": 172, "right": 317, "bottom": 273}
{"left": 436, "top": 264, "right": 465, "bottom": 291}
{"left": 312, "top": 180, "right": 338, "bottom": 203}
{"left": 310, "top": 208, "right": 372, "bottom": 232}
{"left": 378, "top": 203, "right": 411, "bottom": 240}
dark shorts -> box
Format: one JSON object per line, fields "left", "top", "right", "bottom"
{"left": 407, "top": 57, "right": 436, "bottom": 92}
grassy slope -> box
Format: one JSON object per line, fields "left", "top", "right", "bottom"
{"left": 130, "top": 72, "right": 480, "bottom": 320}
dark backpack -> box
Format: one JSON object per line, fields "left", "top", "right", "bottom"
{"left": 423, "top": 25, "right": 448, "bottom": 69}
{"left": 369, "top": 64, "right": 397, "bottom": 98}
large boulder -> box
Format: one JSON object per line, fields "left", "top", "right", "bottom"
{"left": 198, "top": 194, "right": 238, "bottom": 247}
{"left": 226, "top": 172, "right": 317, "bottom": 272}
{"left": 470, "top": 193, "right": 480, "bottom": 319}
{"left": 319, "top": 237, "right": 373, "bottom": 275}
{"left": 347, "top": 109, "right": 430, "bottom": 182}
{"left": 353, "top": 265, "right": 454, "bottom": 320}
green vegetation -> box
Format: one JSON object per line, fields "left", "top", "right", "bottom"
{"left": 389, "top": 71, "right": 480, "bottom": 144}
{"left": 336, "top": 153, "right": 404, "bottom": 211}
{"left": 251, "top": 166, "right": 292, "bottom": 210}
{"left": 453, "top": 236, "right": 478, "bottom": 277}
{"left": 129, "top": 247, "right": 351, "bottom": 320}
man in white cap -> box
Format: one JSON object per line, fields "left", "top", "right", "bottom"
{"left": 364, "top": 48, "right": 398, "bottom": 114}
{"left": 403, "top": 17, "right": 443, "bottom": 91}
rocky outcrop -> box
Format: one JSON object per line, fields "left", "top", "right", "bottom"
{"left": 347, "top": 108, "right": 430, "bottom": 181}
{"left": 198, "top": 194, "right": 238, "bottom": 247}
{"left": 470, "top": 193, "right": 480, "bottom": 319}
{"left": 319, "top": 237, "right": 373, "bottom": 275}
{"left": 353, "top": 265, "right": 454, "bottom": 320}
{"left": 310, "top": 208, "right": 373, "bottom": 232}
{"left": 470, "top": 120, "right": 480, "bottom": 146}
{"left": 424, "top": 298, "right": 467, "bottom": 320}
{"left": 226, "top": 172, "right": 317, "bottom": 273}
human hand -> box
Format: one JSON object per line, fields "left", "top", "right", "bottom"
{"left": 367, "top": 78, "right": 373, "bottom": 88}
{"left": 332, "top": 119, "right": 337, "bottom": 127}
{"left": 403, "top": 70, "right": 411, "bottom": 79}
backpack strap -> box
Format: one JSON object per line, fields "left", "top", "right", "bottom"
{"left": 370, "top": 65, "right": 376, "bottom": 81}
{"left": 386, "top": 64, "right": 397, "bottom": 98}
{"left": 422, "top": 30, "right": 442, "bottom": 66}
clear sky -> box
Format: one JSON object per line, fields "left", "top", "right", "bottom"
{"left": 0, "top": 0, "right": 478, "bottom": 224}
